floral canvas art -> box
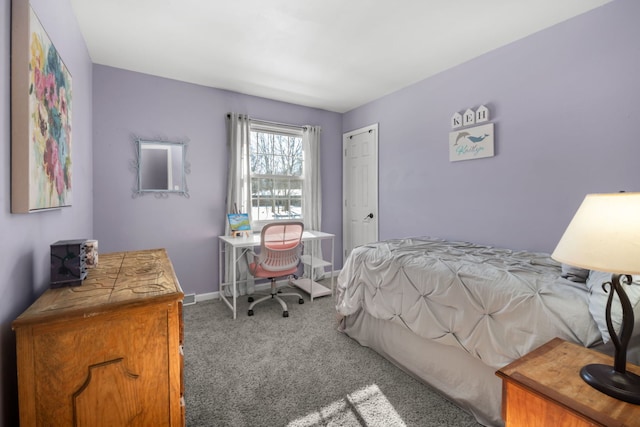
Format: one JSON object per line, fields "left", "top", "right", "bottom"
{"left": 12, "top": 1, "right": 73, "bottom": 213}
{"left": 28, "top": 7, "right": 72, "bottom": 208}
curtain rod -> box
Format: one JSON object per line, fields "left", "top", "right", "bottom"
{"left": 226, "top": 113, "right": 306, "bottom": 132}
{"left": 251, "top": 119, "right": 305, "bottom": 132}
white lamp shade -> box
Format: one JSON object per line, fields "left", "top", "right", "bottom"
{"left": 552, "top": 193, "right": 640, "bottom": 275}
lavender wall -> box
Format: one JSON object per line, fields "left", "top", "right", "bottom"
{"left": 92, "top": 66, "right": 343, "bottom": 296}
{"left": 2, "top": 0, "right": 638, "bottom": 424}
{"left": 343, "top": 0, "right": 640, "bottom": 253}
{"left": 0, "top": 0, "right": 93, "bottom": 425}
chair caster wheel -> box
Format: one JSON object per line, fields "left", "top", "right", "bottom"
{"left": 283, "top": 311, "right": 289, "bottom": 318}
{"left": 298, "top": 298, "right": 304, "bottom": 304}
{"left": 248, "top": 296, "right": 254, "bottom": 303}
{"left": 248, "top": 310, "right": 254, "bottom": 316}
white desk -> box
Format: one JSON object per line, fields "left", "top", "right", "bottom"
{"left": 218, "top": 230, "right": 335, "bottom": 319}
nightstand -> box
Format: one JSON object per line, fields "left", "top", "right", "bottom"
{"left": 496, "top": 338, "right": 640, "bottom": 426}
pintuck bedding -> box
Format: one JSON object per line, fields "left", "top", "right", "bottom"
{"left": 335, "top": 237, "right": 640, "bottom": 426}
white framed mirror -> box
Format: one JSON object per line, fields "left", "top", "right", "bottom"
{"left": 132, "top": 138, "right": 189, "bottom": 197}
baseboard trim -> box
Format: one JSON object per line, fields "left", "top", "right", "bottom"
{"left": 195, "top": 291, "right": 218, "bottom": 302}
{"left": 327, "top": 269, "right": 340, "bottom": 278}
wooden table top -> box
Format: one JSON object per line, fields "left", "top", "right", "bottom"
{"left": 13, "top": 248, "right": 183, "bottom": 328}
{"left": 497, "top": 338, "right": 640, "bottom": 426}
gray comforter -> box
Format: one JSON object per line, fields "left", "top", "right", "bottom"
{"left": 336, "top": 237, "right": 604, "bottom": 370}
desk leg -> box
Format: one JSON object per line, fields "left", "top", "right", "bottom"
{"left": 331, "top": 236, "right": 334, "bottom": 295}
{"left": 218, "top": 240, "right": 241, "bottom": 319}
{"left": 232, "top": 247, "right": 237, "bottom": 319}
{"left": 309, "top": 245, "right": 314, "bottom": 303}
{"left": 219, "top": 239, "right": 223, "bottom": 300}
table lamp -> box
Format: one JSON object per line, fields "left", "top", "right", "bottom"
{"left": 552, "top": 192, "right": 640, "bottom": 404}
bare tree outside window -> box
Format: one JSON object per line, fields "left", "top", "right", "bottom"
{"left": 250, "top": 129, "right": 304, "bottom": 222}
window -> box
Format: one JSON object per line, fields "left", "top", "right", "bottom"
{"left": 249, "top": 124, "right": 304, "bottom": 224}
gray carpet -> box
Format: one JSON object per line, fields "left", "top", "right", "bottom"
{"left": 183, "top": 283, "right": 481, "bottom": 427}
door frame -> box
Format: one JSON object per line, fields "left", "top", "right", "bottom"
{"left": 342, "top": 123, "right": 379, "bottom": 262}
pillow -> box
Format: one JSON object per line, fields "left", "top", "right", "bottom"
{"left": 561, "top": 264, "right": 590, "bottom": 283}
{"left": 587, "top": 270, "right": 640, "bottom": 343}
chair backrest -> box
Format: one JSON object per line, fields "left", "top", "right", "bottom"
{"left": 257, "top": 221, "right": 304, "bottom": 272}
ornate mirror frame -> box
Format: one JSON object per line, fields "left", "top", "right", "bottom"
{"left": 131, "top": 137, "right": 190, "bottom": 198}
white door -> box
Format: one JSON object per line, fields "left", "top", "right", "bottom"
{"left": 343, "top": 124, "right": 379, "bottom": 263}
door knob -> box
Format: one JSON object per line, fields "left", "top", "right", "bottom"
{"left": 364, "top": 213, "right": 374, "bottom": 220}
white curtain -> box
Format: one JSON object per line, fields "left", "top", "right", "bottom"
{"left": 302, "top": 126, "right": 323, "bottom": 280}
{"left": 224, "top": 113, "right": 254, "bottom": 296}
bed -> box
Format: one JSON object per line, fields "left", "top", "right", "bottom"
{"left": 335, "top": 237, "right": 640, "bottom": 426}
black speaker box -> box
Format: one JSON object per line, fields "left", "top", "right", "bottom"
{"left": 50, "top": 239, "right": 88, "bottom": 288}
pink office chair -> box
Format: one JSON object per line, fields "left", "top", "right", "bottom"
{"left": 247, "top": 221, "right": 305, "bottom": 317}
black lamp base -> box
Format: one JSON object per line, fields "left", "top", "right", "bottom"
{"left": 581, "top": 364, "right": 640, "bottom": 404}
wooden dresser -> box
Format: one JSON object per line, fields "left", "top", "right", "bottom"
{"left": 13, "top": 249, "right": 185, "bottom": 427}
{"left": 496, "top": 338, "right": 640, "bottom": 427}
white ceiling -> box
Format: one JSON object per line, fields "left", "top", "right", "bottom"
{"left": 69, "top": 0, "right": 611, "bottom": 113}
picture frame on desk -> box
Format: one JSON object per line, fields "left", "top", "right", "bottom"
{"left": 227, "top": 213, "right": 251, "bottom": 237}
